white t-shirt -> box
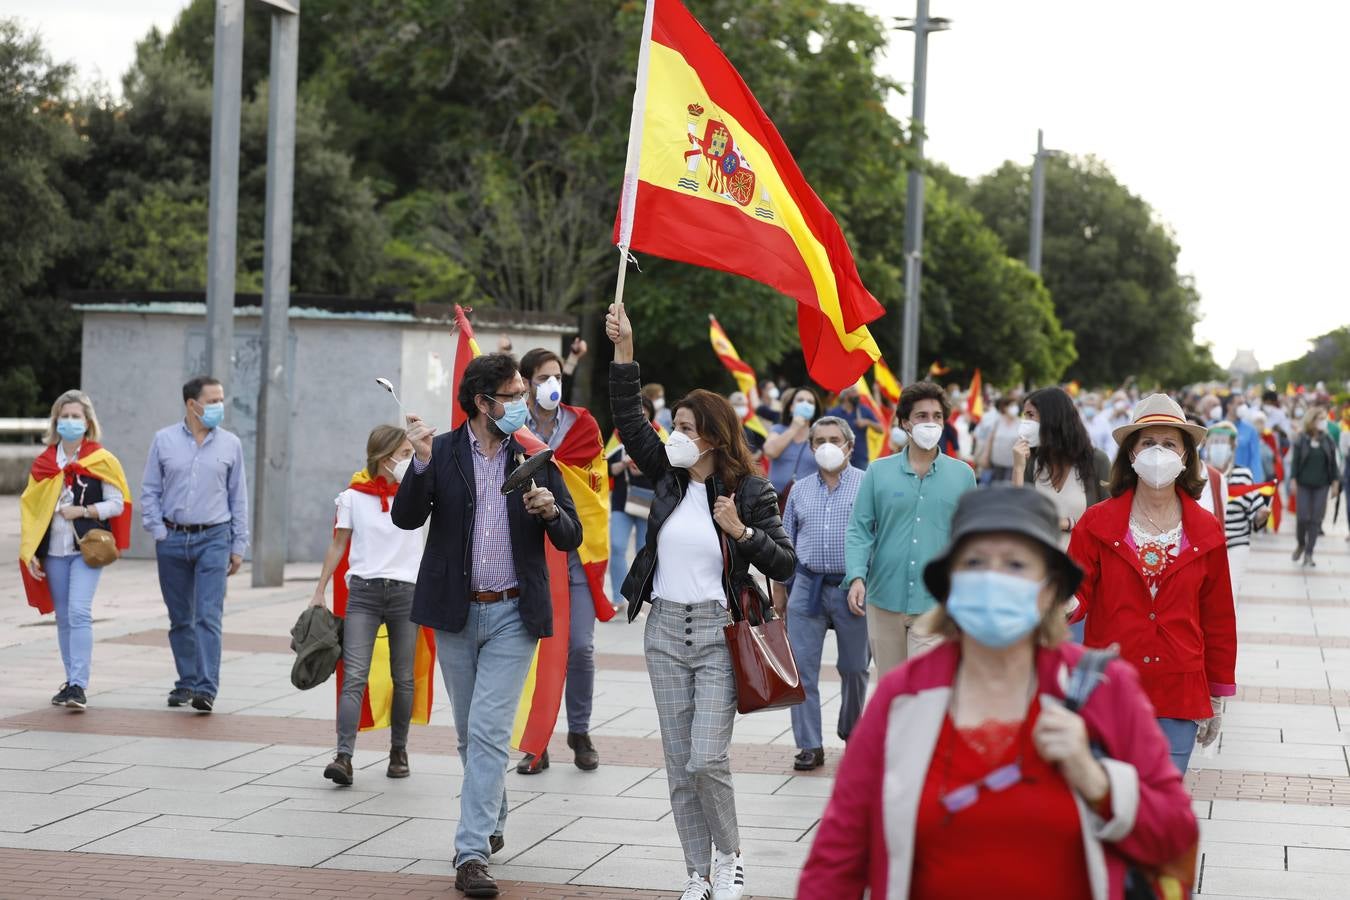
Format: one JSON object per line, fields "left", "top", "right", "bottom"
{"left": 652, "top": 482, "right": 727, "bottom": 606}
{"left": 335, "top": 488, "right": 425, "bottom": 584}
{"left": 1035, "top": 470, "right": 1087, "bottom": 551}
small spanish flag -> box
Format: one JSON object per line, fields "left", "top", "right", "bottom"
{"left": 614, "top": 0, "right": 882, "bottom": 392}
{"left": 709, "top": 314, "right": 760, "bottom": 415}
{"left": 873, "top": 359, "right": 902, "bottom": 404}
{"left": 966, "top": 370, "right": 984, "bottom": 422}
{"left": 332, "top": 470, "right": 437, "bottom": 732}
{"left": 19, "top": 442, "right": 133, "bottom": 614}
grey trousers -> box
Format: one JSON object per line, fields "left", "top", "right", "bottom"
{"left": 1296, "top": 484, "right": 1331, "bottom": 557}
{"left": 336, "top": 576, "right": 417, "bottom": 755}
{"left": 645, "top": 598, "right": 740, "bottom": 877}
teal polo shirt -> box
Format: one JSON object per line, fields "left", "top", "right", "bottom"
{"left": 844, "top": 448, "right": 976, "bottom": 614}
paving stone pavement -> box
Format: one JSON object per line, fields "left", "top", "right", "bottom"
{"left": 2, "top": 493, "right": 1350, "bottom": 898}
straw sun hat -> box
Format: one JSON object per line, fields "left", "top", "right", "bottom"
{"left": 1111, "top": 393, "right": 1209, "bottom": 446}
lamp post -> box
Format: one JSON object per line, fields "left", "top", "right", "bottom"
{"left": 1028, "top": 129, "right": 1063, "bottom": 276}
{"left": 897, "top": 1, "right": 950, "bottom": 386}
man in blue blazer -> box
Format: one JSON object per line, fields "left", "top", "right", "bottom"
{"left": 392, "top": 352, "right": 581, "bottom": 899}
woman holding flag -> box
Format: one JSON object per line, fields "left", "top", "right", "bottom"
{"left": 310, "top": 425, "right": 427, "bottom": 785}
{"left": 19, "top": 390, "right": 132, "bottom": 711}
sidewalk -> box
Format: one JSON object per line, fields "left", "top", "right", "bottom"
{"left": 2, "top": 492, "right": 1350, "bottom": 898}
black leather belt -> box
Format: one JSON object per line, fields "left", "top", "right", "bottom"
{"left": 163, "top": 519, "right": 221, "bottom": 534}
{"left": 471, "top": 587, "right": 520, "bottom": 603}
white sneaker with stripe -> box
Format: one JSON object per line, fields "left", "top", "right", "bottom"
{"left": 712, "top": 849, "right": 745, "bottom": 900}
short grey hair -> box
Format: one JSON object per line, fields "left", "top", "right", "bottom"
{"left": 810, "top": 415, "right": 854, "bottom": 446}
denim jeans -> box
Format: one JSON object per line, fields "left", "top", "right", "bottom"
{"left": 337, "top": 576, "right": 418, "bottom": 756}
{"left": 786, "top": 578, "right": 870, "bottom": 750}
{"left": 608, "top": 508, "right": 648, "bottom": 602}
{"left": 44, "top": 553, "right": 101, "bottom": 689}
{"left": 566, "top": 553, "right": 596, "bottom": 734}
{"left": 1158, "top": 717, "right": 1199, "bottom": 773}
{"left": 155, "top": 523, "right": 230, "bottom": 697}
{"left": 434, "top": 598, "right": 538, "bottom": 867}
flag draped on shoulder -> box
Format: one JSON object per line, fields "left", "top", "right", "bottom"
{"left": 614, "top": 0, "right": 883, "bottom": 392}
{"left": 19, "top": 442, "right": 132, "bottom": 614}
{"left": 332, "top": 470, "right": 437, "bottom": 732}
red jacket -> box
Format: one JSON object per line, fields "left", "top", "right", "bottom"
{"left": 798, "top": 641, "right": 1197, "bottom": 900}
{"left": 1068, "top": 488, "right": 1237, "bottom": 720}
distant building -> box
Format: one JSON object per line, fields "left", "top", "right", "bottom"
{"left": 1228, "top": 349, "right": 1260, "bottom": 380}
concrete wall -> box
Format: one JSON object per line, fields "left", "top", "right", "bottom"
{"left": 80, "top": 308, "right": 568, "bottom": 562}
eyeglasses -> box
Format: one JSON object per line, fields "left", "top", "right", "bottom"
{"left": 940, "top": 758, "right": 1026, "bottom": 815}
{"left": 485, "top": 391, "right": 529, "bottom": 403}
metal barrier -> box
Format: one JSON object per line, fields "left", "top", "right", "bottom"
{"left": 0, "top": 418, "right": 47, "bottom": 442}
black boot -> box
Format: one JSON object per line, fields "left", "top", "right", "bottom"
{"left": 567, "top": 732, "right": 599, "bottom": 771}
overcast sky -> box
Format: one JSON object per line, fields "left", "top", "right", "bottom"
{"left": 13, "top": 1, "right": 1349, "bottom": 371}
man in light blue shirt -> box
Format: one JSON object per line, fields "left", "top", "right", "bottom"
{"left": 140, "top": 376, "right": 249, "bottom": 712}
{"left": 845, "top": 382, "right": 975, "bottom": 677}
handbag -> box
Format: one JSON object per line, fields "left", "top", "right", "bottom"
{"left": 1064, "top": 649, "right": 1197, "bottom": 900}
{"left": 624, "top": 482, "right": 654, "bottom": 520}
{"left": 718, "top": 518, "right": 805, "bottom": 715}
{"left": 77, "top": 527, "right": 120, "bottom": 568}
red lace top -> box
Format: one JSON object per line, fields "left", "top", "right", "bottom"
{"left": 911, "top": 698, "right": 1092, "bottom": 899}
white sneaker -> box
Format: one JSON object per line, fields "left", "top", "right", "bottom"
{"left": 711, "top": 849, "right": 745, "bottom": 900}
{"left": 680, "top": 871, "right": 712, "bottom": 900}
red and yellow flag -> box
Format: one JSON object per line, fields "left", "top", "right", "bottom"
{"left": 614, "top": 0, "right": 882, "bottom": 392}
{"left": 928, "top": 360, "right": 951, "bottom": 378}
{"left": 450, "top": 305, "right": 483, "bottom": 430}
{"left": 966, "top": 370, "right": 984, "bottom": 422}
{"left": 19, "top": 443, "right": 133, "bottom": 614}
{"left": 873, "top": 359, "right": 901, "bottom": 404}
{"left": 708, "top": 314, "right": 759, "bottom": 416}
{"left": 332, "top": 470, "right": 437, "bottom": 732}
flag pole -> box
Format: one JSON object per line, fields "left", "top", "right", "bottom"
{"left": 614, "top": 0, "right": 657, "bottom": 316}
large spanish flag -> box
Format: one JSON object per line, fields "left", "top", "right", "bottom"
{"left": 615, "top": 0, "right": 882, "bottom": 393}
{"left": 332, "top": 470, "right": 437, "bottom": 732}
{"left": 709, "top": 314, "right": 759, "bottom": 415}
{"left": 19, "top": 443, "right": 133, "bottom": 614}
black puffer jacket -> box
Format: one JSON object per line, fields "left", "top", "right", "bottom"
{"left": 611, "top": 362, "right": 796, "bottom": 622}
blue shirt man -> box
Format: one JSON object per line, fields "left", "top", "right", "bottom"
{"left": 140, "top": 376, "right": 249, "bottom": 711}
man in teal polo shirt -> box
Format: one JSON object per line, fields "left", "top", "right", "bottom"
{"left": 845, "top": 381, "right": 975, "bottom": 676}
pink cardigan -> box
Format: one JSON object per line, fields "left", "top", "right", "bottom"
{"left": 798, "top": 641, "right": 1198, "bottom": 900}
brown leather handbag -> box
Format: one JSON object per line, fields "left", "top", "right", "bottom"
{"left": 719, "top": 528, "right": 805, "bottom": 715}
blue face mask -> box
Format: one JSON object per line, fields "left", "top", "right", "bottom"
{"left": 56, "top": 418, "right": 86, "bottom": 442}
{"left": 793, "top": 401, "right": 816, "bottom": 420}
{"left": 199, "top": 402, "right": 225, "bottom": 429}
{"left": 490, "top": 397, "right": 529, "bottom": 436}
{"left": 945, "top": 570, "right": 1046, "bottom": 649}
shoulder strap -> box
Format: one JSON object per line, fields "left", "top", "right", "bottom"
{"left": 1062, "top": 647, "right": 1118, "bottom": 713}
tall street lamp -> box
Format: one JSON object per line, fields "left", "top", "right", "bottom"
{"left": 1028, "top": 128, "right": 1063, "bottom": 277}
{"left": 897, "top": 1, "right": 950, "bottom": 386}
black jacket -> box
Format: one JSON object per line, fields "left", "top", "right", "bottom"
{"left": 391, "top": 424, "right": 583, "bottom": 638}
{"left": 1291, "top": 433, "right": 1340, "bottom": 487}
{"left": 610, "top": 362, "right": 796, "bottom": 621}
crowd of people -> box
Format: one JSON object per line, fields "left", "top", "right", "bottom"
{"left": 16, "top": 309, "right": 1350, "bottom": 898}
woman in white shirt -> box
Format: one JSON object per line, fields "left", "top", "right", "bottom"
{"left": 310, "top": 425, "right": 422, "bottom": 785}
{"left": 19, "top": 391, "right": 129, "bottom": 712}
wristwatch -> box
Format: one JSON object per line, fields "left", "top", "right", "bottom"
{"left": 738, "top": 525, "right": 755, "bottom": 543}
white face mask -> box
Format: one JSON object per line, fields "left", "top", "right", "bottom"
{"left": 910, "top": 422, "right": 943, "bottom": 451}
{"left": 1132, "top": 445, "right": 1185, "bottom": 489}
{"left": 653, "top": 397, "right": 665, "bottom": 411}
{"left": 890, "top": 426, "right": 908, "bottom": 449}
{"left": 535, "top": 376, "right": 562, "bottom": 411}
{"left": 814, "top": 442, "right": 846, "bottom": 472}
{"left": 766, "top": 386, "right": 780, "bottom": 402}
{"left": 390, "top": 458, "right": 411, "bottom": 482}
{"left": 665, "top": 431, "right": 707, "bottom": 469}
{"left": 1235, "top": 404, "right": 1250, "bottom": 421}
{"left": 732, "top": 404, "right": 749, "bottom": 420}
{"left": 1207, "top": 443, "right": 1232, "bottom": 468}
{"left": 1006, "top": 404, "right": 1019, "bottom": 418}
{"left": 1017, "top": 420, "right": 1041, "bottom": 448}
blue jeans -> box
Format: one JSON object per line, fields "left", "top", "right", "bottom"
{"left": 155, "top": 523, "right": 230, "bottom": 697}
{"left": 435, "top": 598, "right": 538, "bottom": 867}
{"left": 786, "top": 579, "right": 871, "bottom": 750}
{"left": 609, "top": 509, "right": 648, "bottom": 602}
{"left": 44, "top": 554, "right": 101, "bottom": 689}
{"left": 566, "top": 554, "right": 596, "bottom": 734}
{"left": 1158, "top": 717, "right": 1198, "bottom": 773}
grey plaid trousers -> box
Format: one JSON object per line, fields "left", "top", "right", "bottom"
{"left": 645, "top": 597, "right": 740, "bottom": 877}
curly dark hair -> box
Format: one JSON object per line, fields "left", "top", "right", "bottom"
{"left": 457, "top": 352, "right": 520, "bottom": 421}
{"left": 1025, "top": 387, "right": 1097, "bottom": 491}
{"left": 898, "top": 381, "right": 949, "bottom": 424}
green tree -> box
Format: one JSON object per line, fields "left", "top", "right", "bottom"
{"left": 0, "top": 19, "right": 83, "bottom": 415}
{"left": 970, "top": 155, "right": 1205, "bottom": 386}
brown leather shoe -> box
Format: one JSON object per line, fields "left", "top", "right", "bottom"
{"left": 515, "top": 749, "right": 549, "bottom": 774}
{"left": 567, "top": 732, "right": 599, "bottom": 771}
{"left": 324, "top": 753, "right": 353, "bottom": 786}
{"left": 454, "top": 859, "right": 498, "bottom": 897}
{"left": 387, "top": 747, "right": 410, "bottom": 778}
